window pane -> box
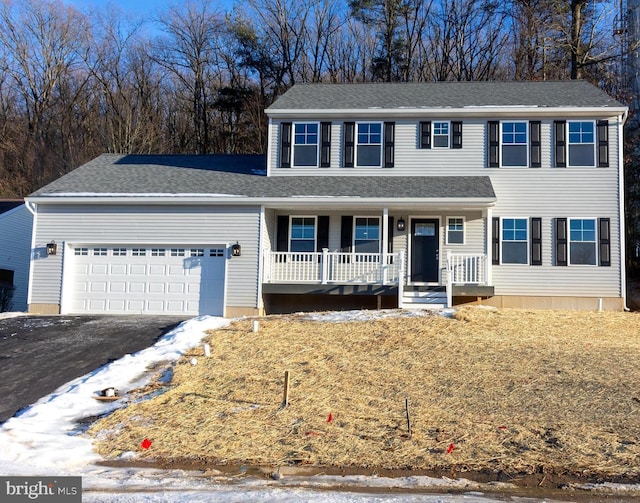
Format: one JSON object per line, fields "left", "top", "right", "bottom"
{"left": 503, "top": 242, "right": 528, "bottom": 264}
{"left": 357, "top": 145, "right": 381, "bottom": 166}
{"left": 293, "top": 145, "right": 317, "bottom": 166}
{"left": 568, "top": 144, "right": 595, "bottom": 166}
{"left": 294, "top": 123, "right": 318, "bottom": 145}
{"left": 502, "top": 145, "right": 527, "bottom": 166}
{"left": 357, "top": 123, "right": 381, "bottom": 144}
{"left": 433, "top": 135, "right": 449, "bottom": 148}
{"left": 570, "top": 242, "right": 596, "bottom": 265}
{"left": 503, "top": 122, "right": 527, "bottom": 144}
{"left": 448, "top": 231, "right": 463, "bottom": 244}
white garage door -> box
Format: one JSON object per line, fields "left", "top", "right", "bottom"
{"left": 67, "top": 246, "right": 226, "bottom": 315}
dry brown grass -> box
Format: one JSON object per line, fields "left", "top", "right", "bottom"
{"left": 89, "top": 307, "right": 640, "bottom": 479}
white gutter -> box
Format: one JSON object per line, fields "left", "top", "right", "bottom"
{"left": 618, "top": 111, "right": 630, "bottom": 311}
{"left": 25, "top": 200, "right": 37, "bottom": 309}
{"left": 26, "top": 195, "right": 497, "bottom": 209}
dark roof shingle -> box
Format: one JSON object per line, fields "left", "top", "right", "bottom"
{"left": 30, "top": 154, "right": 495, "bottom": 200}
{"left": 267, "top": 80, "right": 624, "bottom": 111}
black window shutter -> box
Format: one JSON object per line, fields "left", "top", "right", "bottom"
{"left": 320, "top": 122, "right": 331, "bottom": 168}
{"left": 341, "top": 216, "right": 353, "bottom": 252}
{"left": 488, "top": 121, "right": 499, "bottom": 167}
{"left": 530, "top": 121, "right": 541, "bottom": 168}
{"left": 530, "top": 217, "right": 542, "bottom": 265}
{"left": 343, "top": 122, "right": 355, "bottom": 168}
{"left": 276, "top": 215, "right": 289, "bottom": 251}
{"left": 452, "top": 121, "right": 463, "bottom": 149}
{"left": 420, "top": 121, "right": 431, "bottom": 149}
{"left": 597, "top": 120, "right": 609, "bottom": 168}
{"left": 492, "top": 217, "right": 500, "bottom": 265}
{"left": 384, "top": 122, "right": 395, "bottom": 168}
{"left": 599, "top": 217, "right": 611, "bottom": 266}
{"left": 555, "top": 218, "right": 568, "bottom": 266}
{"left": 387, "top": 216, "right": 394, "bottom": 253}
{"left": 317, "top": 216, "right": 330, "bottom": 251}
{"left": 554, "top": 120, "right": 566, "bottom": 168}
{"left": 280, "top": 122, "right": 292, "bottom": 168}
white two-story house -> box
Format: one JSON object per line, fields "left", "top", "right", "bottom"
{"left": 25, "top": 81, "right": 628, "bottom": 316}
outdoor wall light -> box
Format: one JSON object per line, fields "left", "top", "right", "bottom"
{"left": 46, "top": 240, "right": 57, "bottom": 256}
{"left": 397, "top": 218, "right": 406, "bottom": 232}
{"left": 231, "top": 241, "right": 242, "bottom": 257}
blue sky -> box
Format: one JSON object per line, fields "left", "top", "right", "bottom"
{"left": 67, "top": 0, "right": 237, "bottom": 19}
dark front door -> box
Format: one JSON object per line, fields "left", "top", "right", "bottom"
{"left": 411, "top": 219, "right": 440, "bottom": 283}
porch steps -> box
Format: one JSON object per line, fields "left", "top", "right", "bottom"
{"left": 401, "top": 288, "right": 447, "bottom": 310}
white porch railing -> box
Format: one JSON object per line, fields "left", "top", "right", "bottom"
{"left": 445, "top": 251, "right": 488, "bottom": 307}
{"left": 264, "top": 249, "right": 403, "bottom": 285}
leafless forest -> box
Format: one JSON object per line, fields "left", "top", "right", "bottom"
{"left": 0, "top": 1, "right": 634, "bottom": 235}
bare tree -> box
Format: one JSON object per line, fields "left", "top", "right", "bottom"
{"left": 0, "top": 0, "right": 92, "bottom": 188}
{"left": 151, "top": 0, "right": 223, "bottom": 153}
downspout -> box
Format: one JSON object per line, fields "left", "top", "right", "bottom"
{"left": 25, "top": 200, "right": 37, "bottom": 310}
{"left": 619, "top": 110, "right": 630, "bottom": 311}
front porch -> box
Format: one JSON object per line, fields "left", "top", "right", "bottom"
{"left": 262, "top": 249, "right": 493, "bottom": 309}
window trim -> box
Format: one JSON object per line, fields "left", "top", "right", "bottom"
{"left": 292, "top": 121, "right": 320, "bottom": 168}
{"left": 446, "top": 216, "right": 465, "bottom": 245}
{"left": 568, "top": 217, "right": 598, "bottom": 266}
{"left": 353, "top": 216, "right": 381, "bottom": 254}
{"left": 567, "top": 120, "right": 596, "bottom": 168}
{"left": 432, "top": 121, "right": 450, "bottom": 149}
{"left": 289, "top": 215, "right": 317, "bottom": 253}
{"left": 500, "top": 217, "right": 529, "bottom": 264}
{"left": 355, "top": 121, "right": 383, "bottom": 168}
{"left": 500, "top": 121, "right": 529, "bottom": 168}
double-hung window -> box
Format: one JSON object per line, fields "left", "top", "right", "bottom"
{"left": 569, "top": 218, "right": 597, "bottom": 265}
{"left": 568, "top": 121, "right": 595, "bottom": 167}
{"left": 501, "top": 122, "right": 528, "bottom": 166}
{"left": 433, "top": 122, "right": 450, "bottom": 148}
{"left": 502, "top": 218, "right": 528, "bottom": 264}
{"left": 354, "top": 217, "right": 380, "bottom": 253}
{"left": 356, "top": 123, "right": 382, "bottom": 167}
{"left": 446, "top": 217, "right": 464, "bottom": 244}
{"left": 293, "top": 123, "right": 318, "bottom": 166}
{"left": 290, "top": 217, "right": 316, "bottom": 252}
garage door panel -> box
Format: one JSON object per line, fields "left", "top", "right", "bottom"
{"left": 168, "top": 266, "right": 186, "bottom": 276}
{"left": 110, "top": 264, "right": 127, "bottom": 275}
{"left": 130, "top": 264, "right": 146, "bottom": 275}
{"left": 148, "top": 282, "right": 165, "bottom": 293}
{"left": 68, "top": 245, "right": 225, "bottom": 316}
{"left": 129, "top": 282, "right": 146, "bottom": 293}
{"left": 109, "top": 282, "right": 126, "bottom": 293}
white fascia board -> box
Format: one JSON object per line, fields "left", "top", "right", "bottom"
{"left": 26, "top": 195, "right": 253, "bottom": 205}
{"left": 266, "top": 106, "right": 628, "bottom": 119}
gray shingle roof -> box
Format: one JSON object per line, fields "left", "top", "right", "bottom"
{"left": 267, "top": 80, "right": 624, "bottom": 111}
{"left": 30, "top": 154, "right": 495, "bottom": 200}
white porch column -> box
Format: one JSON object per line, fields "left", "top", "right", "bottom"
{"left": 485, "top": 206, "right": 493, "bottom": 286}
{"left": 382, "top": 208, "right": 389, "bottom": 285}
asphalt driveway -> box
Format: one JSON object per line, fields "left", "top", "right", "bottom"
{"left": 0, "top": 315, "right": 188, "bottom": 423}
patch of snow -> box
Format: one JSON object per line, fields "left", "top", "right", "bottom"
{"left": 304, "top": 309, "right": 433, "bottom": 323}
{"left": 0, "top": 311, "right": 27, "bottom": 320}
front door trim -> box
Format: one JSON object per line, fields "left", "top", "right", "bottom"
{"left": 408, "top": 216, "right": 441, "bottom": 286}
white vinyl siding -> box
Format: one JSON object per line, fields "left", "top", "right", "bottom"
{"left": 30, "top": 205, "right": 261, "bottom": 311}
{"left": 268, "top": 118, "right": 619, "bottom": 177}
